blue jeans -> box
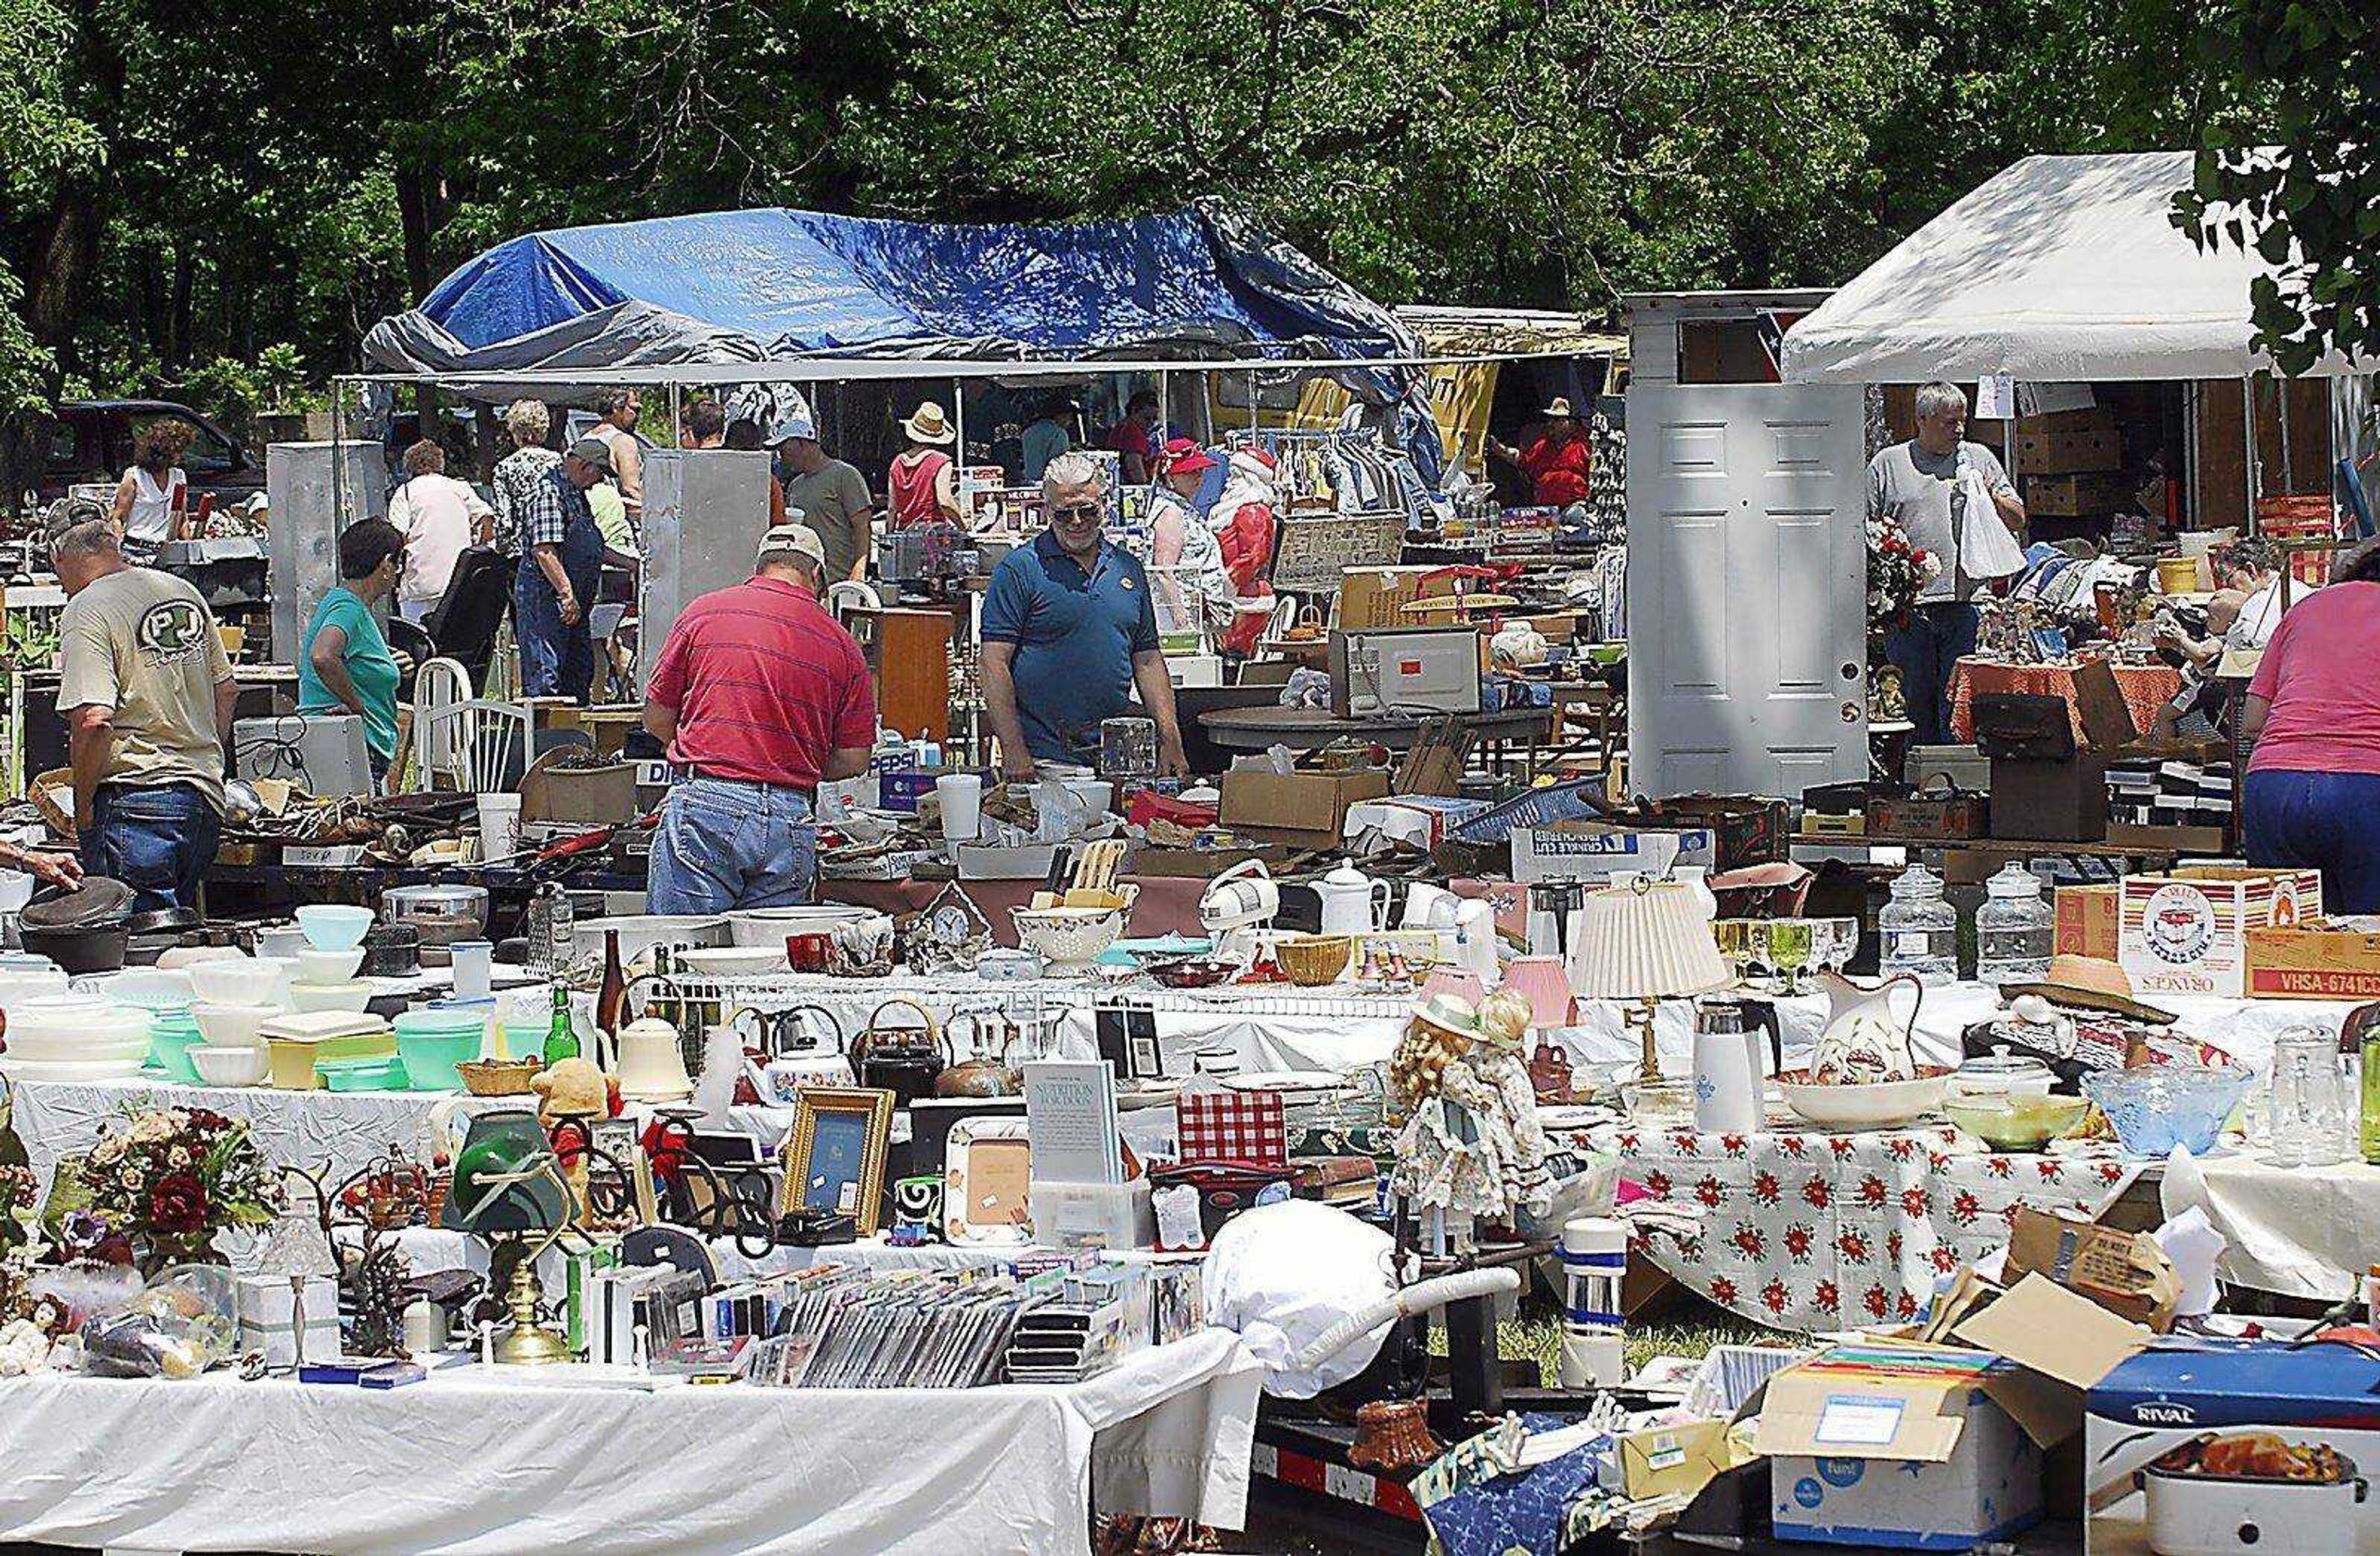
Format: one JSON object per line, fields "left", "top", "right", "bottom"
{"left": 515, "top": 567, "right": 594, "bottom": 702}
{"left": 646, "top": 777, "right": 817, "bottom": 913}
{"left": 2244, "top": 768, "right": 2380, "bottom": 913}
{"left": 1884, "top": 601, "right": 1981, "bottom": 746}
{"left": 81, "top": 782, "right": 221, "bottom": 914}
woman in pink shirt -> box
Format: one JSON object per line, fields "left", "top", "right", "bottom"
{"left": 2242, "top": 541, "right": 2380, "bottom": 910}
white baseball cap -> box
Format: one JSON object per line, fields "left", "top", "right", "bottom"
{"left": 768, "top": 404, "right": 818, "bottom": 444}
{"left": 756, "top": 523, "right": 826, "bottom": 570}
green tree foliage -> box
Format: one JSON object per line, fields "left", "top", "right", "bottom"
{"left": 0, "top": 0, "right": 2274, "bottom": 508}
{"left": 2174, "top": 0, "right": 2372, "bottom": 374}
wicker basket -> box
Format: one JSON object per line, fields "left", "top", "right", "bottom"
{"left": 28, "top": 768, "right": 75, "bottom": 842}
{"left": 1276, "top": 934, "right": 1353, "bottom": 987}
{"left": 456, "top": 1056, "right": 543, "bottom": 1097}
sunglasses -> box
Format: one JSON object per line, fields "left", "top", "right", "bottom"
{"left": 1049, "top": 503, "right": 1103, "bottom": 523}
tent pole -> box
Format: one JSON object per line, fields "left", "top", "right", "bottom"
{"left": 1247, "top": 370, "right": 1256, "bottom": 435}
{"left": 669, "top": 383, "right": 682, "bottom": 448}
{"left": 953, "top": 376, "right": 966, "bottom": 505}
{"left": 2244, "top": 375, "right": 2262, "bottom": 534}
{"left": 2278, "top": 378, "right": 2294, "bottom": 495}
{"left": 331, "top": 376, "right": 345, "bottom": 528}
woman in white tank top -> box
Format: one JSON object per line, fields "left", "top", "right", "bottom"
{"left": 112, "top": 420, "right": 192, "bottom": 564}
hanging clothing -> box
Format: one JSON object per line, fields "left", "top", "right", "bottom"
{"left": 1210, "top": 449, "right": 1280, "bottom": 655}
{"left": 886, "top": 449, "right": 954, "bottom": 529}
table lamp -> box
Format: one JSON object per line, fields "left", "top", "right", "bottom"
{"left": 259, "top": 1170, "right": 340, "bottom": 1373}
{"left": 440, "top": 1108, "right": 581, "bottom": 1364}
{"left": 1568, "top": 880, "right": 1730, "bottom": 1082}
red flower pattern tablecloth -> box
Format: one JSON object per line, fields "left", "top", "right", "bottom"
{"left": 1946, "top": 658, "right": 2182, "bottom": 745}
{"left": 1592, "top": 1125, "right": 2138, "bottom": 1334}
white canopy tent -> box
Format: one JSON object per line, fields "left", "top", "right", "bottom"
{"left": 1780, "top": 151, "right": 2366, "bottom": 384}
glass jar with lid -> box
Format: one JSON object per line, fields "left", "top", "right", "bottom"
{"left": 1879, "top": 864, "right": 1958, "bottom": 984}
{"left": 1975, "top": 864, "right": 2054, "bottom": 984}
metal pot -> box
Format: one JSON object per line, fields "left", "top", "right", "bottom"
{"left": 382, "top": 883, "right": 490, "bottom": 934}
{"left": 935, "top": 1010, "right": 1020, "bottom": 1098}
{"left": 20, "top": 919, "right": 128, "bottom": 975}
{"left": 850, "top": 997, "right": 948, "bottom": 1107}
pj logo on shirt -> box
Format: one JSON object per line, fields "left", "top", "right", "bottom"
{"left": 134, "top": 599, "right": 209, "bottom": 665}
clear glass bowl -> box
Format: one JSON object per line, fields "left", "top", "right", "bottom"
{"left": 2081, "top": 1064, "right": 2254, "bottom": 1157}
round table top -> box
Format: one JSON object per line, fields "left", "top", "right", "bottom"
{"left": 1197, "top": 704, "right": 1554, "bottom": 750}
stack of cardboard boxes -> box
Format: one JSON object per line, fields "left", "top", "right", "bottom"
{"left": 2017, "top": 408, "right": 2130, "bottom": 528}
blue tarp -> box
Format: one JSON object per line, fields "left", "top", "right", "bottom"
{"left": 363, "top": 201, "right": 1417, "bottom": 374}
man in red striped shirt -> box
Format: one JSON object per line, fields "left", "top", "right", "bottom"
{"left": 641, "top": 524, "right": 876, "bottom": 911}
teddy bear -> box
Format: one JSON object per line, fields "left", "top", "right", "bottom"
{"left": 529, "top": 1057, "right": 617, "bottom": 1222}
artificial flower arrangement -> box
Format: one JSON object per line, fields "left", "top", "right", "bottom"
{"left": 1866, "top": 513, "right": 1938, "bottom": 648}
{"left": 78, "top": 1107, "right": 284, "bottom": 1273}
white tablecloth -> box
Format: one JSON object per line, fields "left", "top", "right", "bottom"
{"left": 0, "top": 1330, "right": 1261, "bottom": 1554}
{"left": 2162, "top": 1147, "right": 2380, "bottom": 1301}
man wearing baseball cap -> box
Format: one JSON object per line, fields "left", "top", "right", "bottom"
{"left": 641, "top": 523, "right": 876, "bottom": 912}
{"left": 771, "top": 402, "right": 874, "bottom": 584}
{"left": 513, "top": 436, "right": 610, "bottom": 701}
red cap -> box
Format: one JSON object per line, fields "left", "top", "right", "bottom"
{"left": 1161, "top": 438, "right": 1217, "bottom": 475}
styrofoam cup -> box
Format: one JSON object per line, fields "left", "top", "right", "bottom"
{"left": 476, "top": 792, "right": 522, "bottom": 859}
{"left": 937, "top": 774, "right": 984, "bottom": 842}
{"left": 450, "top": 940, "right": 493, "bottom": 1003}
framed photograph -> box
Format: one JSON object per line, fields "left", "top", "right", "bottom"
{"left": 779, "top": 1087, "right": 896, "bottom": 1234}
{"left": 942, "top": 1117, "right": 1033, "bottom": 1247}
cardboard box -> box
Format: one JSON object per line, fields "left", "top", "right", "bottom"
{"left": 236, "top": 1274, "right": 341, "bottom": 1369}
{"left": 1612, "top": 1418, "right": 1740, "bottom": 1502}
{"left": 1870, "top": 791, "right": 1989, "bottom": 841}
{"left": 1343, "top": 795, "right": 1491, "bottom": 849}
{"left": 2016, "top": 413, "right": 2123, "bottom": 475}
{"left": 1509, "top": 822, "right": 1718, "bottom": 885}
{"left": 2004, "top": 1209, "right": 2182, "bottom": 1332}
{"left": 2104, "top": 820, "right": 2230, "bottom": 855}
{"left": 2025, "top": 471, "right": 2133, "bottom": 516}
{"left": 1217, "top": 767, "right": 1391, "bottom": 847}
{"left": 2246, "top": 925, "right": 2380, "bottom": 1001}
{"left": 2087, "top": 1340, "right": 2380, "bottom": 1555}
{"left": 1334, "top": 565, "right": 1446, "bottom": 630}
{"left": 1756, "top": 1344, "right": 2047, "bottom": 1547}
{"left": 519, "top": 749, "right": 639, "bottom": 826}
{"left": 2120, "top": 866, "right": 2323, "bottom": 999}
{"left": 2053, "top": 883, "right": 2120, "bottom": 961}
{"left": 1904, "top": 744, "right": 1992, "bottom": 792}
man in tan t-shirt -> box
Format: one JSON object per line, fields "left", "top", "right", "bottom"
{"left": 51, "top": 506, "right": 237, "bottom": 911}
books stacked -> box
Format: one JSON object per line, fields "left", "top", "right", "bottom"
{"left": 747, "top": 1267, "right": 1047, "bottom": 1390}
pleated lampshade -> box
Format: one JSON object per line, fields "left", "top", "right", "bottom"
{"left": 1568, "top": 882, "right": 1729, "bottom": 1001}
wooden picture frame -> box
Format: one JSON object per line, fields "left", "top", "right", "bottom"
{"left": 779, "top": 1087, "right": 896, "bottom": 1234}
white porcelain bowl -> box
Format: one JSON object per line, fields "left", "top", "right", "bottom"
{"left": 192, "top": 1001, "right": 280, "bottom": 1050}
{"left": 189, "top": 1044, "right": 271, "bottom": 1086}
{"left": 290, "top": 980, "right": 373, "bottom": 1014}
{"left": 296, "top": 905, "right": 376, "bottom": 952}
{"left": 252, "top": 926, "right": 311, "bottom": 961}
{"left": 1776, "top": 1067, "right": 1952, "bottom": 1130}
{"left": 296, "top": 946, "right": 367, "bottom": 984}
{"left": 187, "top": 958, "right": 282, "bottom": 1007}
{"left": 101, "top": 967, "right": 196, "bottom": 1012}
{"left": 723, "top": 906, "right": 878, "bottom": 948}
{"left": 677, "top": 945, "right": 790, "bottom": 976}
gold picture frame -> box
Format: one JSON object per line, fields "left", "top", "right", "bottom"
{"left": 779, "top": 1087, "right": 896, "bottom": 1234}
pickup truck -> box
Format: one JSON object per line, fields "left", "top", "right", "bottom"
{"left": 33, "top": 399, "right": 265, "bottom": 509}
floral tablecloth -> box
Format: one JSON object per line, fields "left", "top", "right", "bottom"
{"left": 1947, "top": 657, "right": 2181, "bottom": 745}
{"left": 1589, "top": 1123, "right": 2138, "bottom": 1333}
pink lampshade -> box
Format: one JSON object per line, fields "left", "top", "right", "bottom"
{"left": 1421, "top": 968, "right": 1485, "bottom": 1006}
{"left": 1499, "top": 956, "right": 1576, "bottom": 1028}
{"left": 1569, "top": 882, "right": 1730, "bottom": 1001}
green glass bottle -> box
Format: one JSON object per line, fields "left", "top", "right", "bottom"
{"left": 543, "top": 982, "right": 579, "bottom": 1066}
{"left": 2360, "top": 1025, "right": 2380, "bottom": 1165}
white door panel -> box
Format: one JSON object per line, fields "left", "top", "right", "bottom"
{"left": 1627, "top": 384, "right": 1867, "bottom": 800}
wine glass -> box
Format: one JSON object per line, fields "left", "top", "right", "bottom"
{"left": 1818, "top": 917, "right": 1861, "bottom": 976}
{"left": 1711, "top": 919, "right": 1753, "bottom": 986}
{"left": 1767, "top": 919, "right": 1815, "bottom": 996}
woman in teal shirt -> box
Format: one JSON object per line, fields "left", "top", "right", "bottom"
{"left": 299, "top": 520, "right": 405, "bottom": 784}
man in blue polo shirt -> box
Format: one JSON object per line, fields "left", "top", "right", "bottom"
{"left": 981, "top": 451, "right": 1191, "bottom": 782}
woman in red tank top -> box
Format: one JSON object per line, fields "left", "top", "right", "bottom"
{"left": 888, "top": 400, "right": 961, "bottom": 528}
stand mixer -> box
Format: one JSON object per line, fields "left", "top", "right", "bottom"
{"left": 1198, "top": 860, "right": 1280, "bottom": 967}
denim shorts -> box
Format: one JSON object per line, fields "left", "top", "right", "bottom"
{"left": 645, "top": 777, "right": 816, "bottom": 914}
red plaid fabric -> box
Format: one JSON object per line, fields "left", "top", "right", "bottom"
{"left": 1176, "top": 1089, "right": 1288, "bottom": 1169}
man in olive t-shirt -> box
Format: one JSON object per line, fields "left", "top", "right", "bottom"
{"left": 50, "top": 508, "right": 236, "bottom": 911}
{"left": 773, "top": 408, "right": 875, "bottom": 583}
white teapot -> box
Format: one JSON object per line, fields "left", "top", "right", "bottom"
{"left": 1313, "top": 859, "right": 1391, "bottom": 937}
